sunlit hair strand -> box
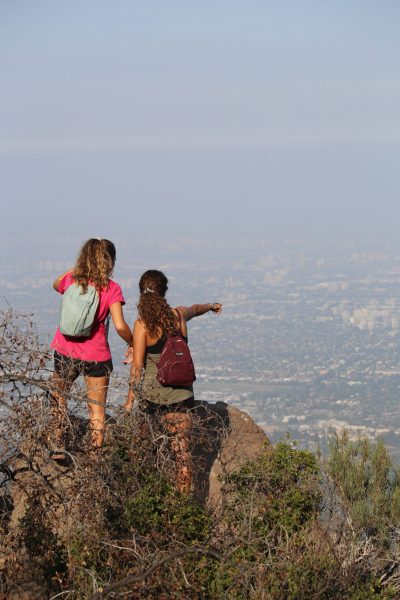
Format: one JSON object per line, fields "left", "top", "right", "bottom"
{"left": 74, "top": 238, "right": 116, "bottom": 293}
{"left": 137, "top": 270, "right": 177, "bottom": 338}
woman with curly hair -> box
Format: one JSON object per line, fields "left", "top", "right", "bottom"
{"left": 125, "top": 269, "right": 222, "bottom": 494}
{"left": 50, "top": 238, "right": 133, "bottom": 453}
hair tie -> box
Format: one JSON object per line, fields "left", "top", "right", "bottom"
{"left": 143, "top": 287, "right": 154, "bottom": 294}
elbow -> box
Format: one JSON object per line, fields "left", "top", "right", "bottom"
{"left": 116, "top": 323, "right": 133, "bottom": 343}
{"left": 114, "top": 320, "right": 129, "bottom": 334}
{"left": 193, "top": 304, "right": 203, "bottom": 317}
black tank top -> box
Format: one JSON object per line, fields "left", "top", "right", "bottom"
{"left": 147, "top": 334, "right": 188, "bottom": 354}
{"left": 147, "top": 308, "right": 187, "bottom": 354}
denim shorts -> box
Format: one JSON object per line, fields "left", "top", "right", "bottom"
{"left": 54, "top": 350, "right": 113, "bottom": 381}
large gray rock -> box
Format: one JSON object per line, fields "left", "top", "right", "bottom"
{"left": 191, "top": 401, "right": 269, "bottom": 507}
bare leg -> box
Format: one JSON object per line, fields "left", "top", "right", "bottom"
{"left": 49, "top": 372, "right": 71, "bottom": 452}
{"left": 85, "top": 375, "right": 109, "bottom": 449}
{"left": 163, "top": 412, "right": 193, "bottom": 494}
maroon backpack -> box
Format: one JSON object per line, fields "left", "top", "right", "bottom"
{"left": 151, "top": 309, "right": 196, "bottom": 387}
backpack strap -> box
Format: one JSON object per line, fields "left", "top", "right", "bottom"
{"left": 147, "top": 309, "right": 182, "bottom": 366}
{"left": 174, "top": 308, "right": 182, "bottom": 335}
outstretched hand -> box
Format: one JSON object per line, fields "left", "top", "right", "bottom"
{"left": 211, "top": 303, "right": 223, "bottom": 314}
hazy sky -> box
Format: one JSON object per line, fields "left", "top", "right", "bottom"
{"left": 1, "top": 1, "right": 399, "bottom": 238}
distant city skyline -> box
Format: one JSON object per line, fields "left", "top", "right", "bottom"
{"left": 3, "top": 234, "right": 400, "bottom": 455}
{"left": 1, "top": 1, "right": 399, "bottom": 238}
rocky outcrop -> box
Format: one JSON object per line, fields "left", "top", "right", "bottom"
{"left": 188, "top": 401, "right": 269, "bottom": 507}
{"left": 207, "top": 403, "right": 270, "bottom": 506}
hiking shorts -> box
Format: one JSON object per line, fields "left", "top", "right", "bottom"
{"left": 54, "top": 350, "right": 113, "bottom": 381}
{"left": 142, "top": 396, "right": 195, "bottom": 415}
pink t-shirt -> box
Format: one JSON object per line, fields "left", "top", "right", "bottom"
{"left": 51, "top": 273, "right": 125, "bottom": 362}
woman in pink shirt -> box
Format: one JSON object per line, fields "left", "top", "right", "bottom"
{"left": 50, "top": 238, "right": 133, "bottom": 453}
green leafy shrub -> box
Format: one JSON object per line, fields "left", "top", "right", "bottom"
{"left": 326, "top": 430, "right": 400, "bottom": 543}
{"left": 223, "top": 441, "right": 322, "bottom": 538}
{"left": 123, "top": 473, "right": 211, "bottom": 542}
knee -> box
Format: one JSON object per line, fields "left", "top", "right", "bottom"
{"left": 172, "top": 435, "right": 190, "bottom": 454}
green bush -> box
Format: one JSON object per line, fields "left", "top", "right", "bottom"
{"left": 326, "top": 430, "right": 400, "bottom": 543}
{"left": 223, "top": 441, "right": 322, "bottom": 538}
{"left": 123, "top": 473, "right": 211, "bottom": 542}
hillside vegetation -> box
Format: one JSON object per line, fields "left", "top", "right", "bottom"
{"left": 1, "top": 310, "right": 400, "bottom": 599}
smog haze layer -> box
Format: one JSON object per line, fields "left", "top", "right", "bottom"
{"left": 1, "top": 1, "right": 399, "bottom": 238}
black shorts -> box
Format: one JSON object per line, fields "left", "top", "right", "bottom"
{"left": 54, "top": 351, "right": 113, "bottom": 381}
{"left": 142, "top": 397, "right": 195, "bottom": 415}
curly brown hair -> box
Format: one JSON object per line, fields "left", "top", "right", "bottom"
{"left": 137, "top": 270, "right": 178, "bottom": 338}
{"left": 74, "top": 239, "right": 116, "bottom": 293}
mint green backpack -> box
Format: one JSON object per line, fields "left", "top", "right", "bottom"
{"left": 59, "top": 283, "right": 99, "bottom": 338}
